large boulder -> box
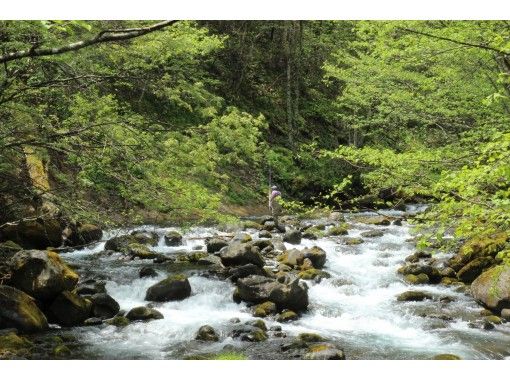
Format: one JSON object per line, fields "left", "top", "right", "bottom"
{"left": 206, "top": 238, "right": 229, "bottom": 254}
{"left": 304, "top": 343, "right": 345, "bottom": 360}
{"left": 104, "top": 235, "right": 137, "bottom": 252}
{"left": 164, "top": 231, "right": 182, "bottom": 247}
{"left": 8, "top": 250, "right": 79, "bottom": 301}
{"left": 0, "top": 285, "right": 48, "bottom": 332}
{"left": 397, "top": 263, "right": 441, "bottom": 283}
{"left": 49, "top": 291, "right": 91, "bottom": 327}
{"left": 89, "top": 293, "right": 120, "bottom": 319}
{"left": 227, "top": 264, "right": 267, "bottom": 282}
{"left": 145, "top": 275, "right": 191, "bottom": 302}
{"left": 448, "top": 233, "right": 509, "bottom": 271}
{"left": 457, "top": 257, "right": 494, "bottom": 283}
{"left": 0, "top": 218, "right": 63, "bottom": 249}
{"left": 195, "top": 325, "right": 219, "bottom": 342}
{"left": 68, "top": 224, "right": 103, "bottom": 246}
{"left": 130, "top": 230, "right": 159, "bottom": 246}
{"left": 126, "top": 306, "right": 164, "bottom": 321}
{"left": 284, "top": 230, "right": 302, "bottom": 245}
{"left": 396, "top": 291, "right": 433, "bottom": 302}
{"left": 219, "top": 242, "right": 264, "bottom": 268}
{"left": 471, "top": 265, "right": 510, "bottom": 312}
{"left": 0, "top": 241, "right": 22, "bottom": 261}
{"left": 235, "top": 275, "right": 309, "bottom": 311}
{"left": 302, "top": 246, "right": 327, "bottom": 269}
{"left": 277, "top": 249, "right": 305, "bottom": 268}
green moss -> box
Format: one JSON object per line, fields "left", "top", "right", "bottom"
{"left": 242, "top": 221, "right": 262, "bottom": 230}
{"left": 459, "top": 233, "right": 509, "bottom": 258}
{"left": 298, "top": 269, "right": 331, "bottom": 280}
{"left": 298, "top": 333, "right": 325, "bottom": 343}
{"left": 277, "top": 310, "right": 298, "bottom": 322}
{"left": 326, "top": 225, "right": 349, "bottom": 236}
{"left": 53, "top": 345, "right": 71, "bottom": 357}
{"left": 432, "top": 354, "right": 461, "bottom": 360}
{"left": 213, "top": 352, "right": 247, "bottom": 360}
{"left": 106, "top": 316, "right": 130, "bottom": 327}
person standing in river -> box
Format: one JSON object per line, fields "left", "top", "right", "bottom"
{"left": 268, "top": 185, "right": 284, "bottom": 231}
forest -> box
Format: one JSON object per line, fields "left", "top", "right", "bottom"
{"left": 0, "top": 20, "right": 509, "bottom": 360}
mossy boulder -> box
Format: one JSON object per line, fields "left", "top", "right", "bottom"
{"left": 449, "top": 232, "right": 509, "bottom": 271}
{"left": 232, "top": 325, "right": 268, "bottom": 342}
{"left": 404, "top": 273, "right": 430, "bottom": 285}
{"left": 145, "top": 274, "right": 192, "bottom": 302}
{"left": 129, "top": 230, "right": 159, "bottom": 246}
{"left": 0, "top": 331, "right": 33, "bottom": 358}
{"left": 242, "top": 220, "right": 263, "bottom": 230}
{"left": 297, "top": 333, "right": 325, "bottom": 343}
{"left": 352, "top": 216, "right": 391, "bottom": 226}
{"left": 105, "top": 316, "right": 130, "bottom": 327}
{"left": 195, "top": 325, "right": 219, "bottom": 341}
{"left": 164, "top": 231, "right": 183, "bottom": 247}
{"left": 457, "top": 257, "right": 495, "bottom": 283}
{"left": 104, "top": 234, "right": 137, "bottom": 252}
{"left": 68, "top": 224, "right": 102, "bottom": 246}
{"left": 0, "top": 218, "right": 63, "bottom": 249}
{"left": 326, "top": 225, "right": 349, "bottom": 236}
{"left": 89, "top": 293, "right": 120, "bottom": 319}
{"left": 471, "top": 265, "right": 510, "bottom": 312}
{"left": 302, "top": 246, "right": 327, "bottom": 269}
{"left": 49, "top": 291, "right": 91, "bottom": 326}
{"left": 52, "top": 344, "right": 71, "bottom": 357}
{"left": 277, "top": 249, "right": 305, "bottom": 268}
{"left": 227, "top": 263, "right": 267, "bottom": 282}
{"left": 245, "top": 319, "right": 267, "bottom": 331}
{"left": 206, "top": 237, "right": 229, "bottom": 254}
{"left": 360, "top": 230, "right": 384, "bottom": 238}
{"left": 283, "top": 229, "right": 302, "bottom": 245}
{"left": 277, "top": 310, "right": 298, "bottom": 322}
{"left": 139, "top": 266, "right": 158, "bottom": 278}
{"left": 304, "top": 343, "right": 345, "bottom": 360}
{"left": 484, "top": 315, "right": 502, "bottom": 324}
{"left": 252, "top": 301, "right": 277, "bottom": 317}
{"left": 396, "top": 291, "right": 433, "bottom": 302}
{"left": 233, "top": 233, "right": 252, "bottom": 243}
{"left": 397, "top": 263, "right": 441, "bottom": 283}
{"left": 126, "top": 306, "right": 164, "bottom": 321}
{"left": 343, "top": 237, "right": 364, "bottom": 245}
{"left": 125, "top": 243, "right": 158, "bottom": 260}
{"left": 500, "top": 308, "right": 510, "bottom": 320}
{"left": 259, "top": 230, "right": 272, "bottom": 239}
{"left": 8, "top": 250, "right": 79, "bottom": 301}
{"left": 76, "top": 279, "right": 106, "bottom": 296}
{"left": 220, "top": 242, "right": 264, "bottom": 268}
{"left": 298, "top": 269, "right": 331, "bottom": 281}
{"left": 302, "top": 229, "right": 320, "bottom": 240}
{"left": 0, "top": 240, "right": 22, "bottom": 260}
{"left": 0, "top": 285, "right": 48, "bottom": 332}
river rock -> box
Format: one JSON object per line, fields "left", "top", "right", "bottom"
{"left": 0, "top": 331, "right": 33, "bottom": 358}
{"left": 252, "top": 239, "right": 273, "bottom": 251}
{"left": 352, "top": 215, "right": 391, "bottom": 226}
{"left": 396, "top": 291, "right": 433, "bottom": 302}
{"left": 164, "top": 231, "right": 182, "bottom": 246}
{"left": 457, "top": 257, "right": 494, "bottom": 283}
{"left": 343, "top": 237, "right": 363, "bottom": 245}
{"left": 105, "top": 316, "right": 130, "bottom": 327}
{"left": 227, "top": 263, "right": 267, "bottom": 282}
{"left": 360, "top": 230, "right": 384, "bottom": 238}
{"left": 0, "top": 217, "right": 63, "bottom": 249}
{"left": 500, "top": 309, "right": 510, "bottom": 320}
{"left": 49, "top": 291, "right": 91, "bottom": 326}
{"left": 84, "top": 317, "right": 103, "bottom": 326}
{"left": 259, "top": 231, "right": 272, "bottom": 239}
{"left": 0, "top": 285, "right": 48, "bottom": 332}
{"left": 233, "top": 233, "right": 252, "bottom": 243}
{"left": 302, "top": 229, "right": 319, "bottom": 240}
{"left": 145, "top": 274, "right": 191, "bottom": 302}
{"left": 90, "top": 293, "right": 120, "bottom": 319}
{"left": 126, "top": 306, "right": 164, "bottom": 321}
{"left": 302, "top": 246, "right": 327, "bottom": 269}
{"left": 304, "top": 343, "right": 345, "bottom": 360}
{"left": 448, "top": 232, "right": 509, "bottom": 271}
{"left": 195, "top": 325, "right": 219, "bottom": 341}
{"left": 130, "top": 230, "right": 159, "bottom": 246}
{"left": 327, "top": 225, "right": 349, "bottom": 236}
{"left": 277, "top": 249, "right": 305, "bottom": 268}
{"left": 219, "top": 242, "right": 264, "bottom": 268}
{"left": 245, "top": 319, "right": 267, "bottom": 331}
{"left": 139, "top": 266, "right": 158, "bottom": 278}
{"left": 0, "top": 241, "right": 22, "bottom": 260}
{"left": 206, "top": 238, "right": 229, "bottom": 254}
{"left": 68, "top": 224, "right": 103, "bottom": 246}
{"left": 433, "top": 354, "right": 461, "bottom": 360}
{"left": 298, "top": 269, "right": 331, "bottom": 281}
{"left": 404, "top": 273, "right": 429, "bottom": 285}
{"left": 104, "top": 235, "right": 137, "bottom": 252}
{"left": 276, "top": 310, "right": 298, "bottom": 322}
{"left": 252, "top": 301, "right": 277, "bottom": 317}
{"left": 8, "top": 250, "right": 79, "bottom": 301}
{"left": 125, "top": 243, "right": 158, "bottom": 260}
{"left": 197, "top": 255, "right": 223, "bottom": 267}
{"left": 284, "top": 229, "right": 302, "bottom": 245}
{"left": 231, "top": 325, "right": 268, "bottom": 342}
{"left": 471, "top": 265, "right": 510, "bottom": 312}
{"left": 235, "top": 275, "right": 309, "bottom": 311}
{"left": 76, "top": 279, "right": 106, "bottom": 296}
{"left": 397, "top": 263, "right": 441, "bottom": 283}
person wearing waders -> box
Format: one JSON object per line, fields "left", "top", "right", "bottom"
{"left": 269, "top": 185, "right": 283, "bottom": 231}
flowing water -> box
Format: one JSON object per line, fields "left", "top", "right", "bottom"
{"left": 52, "top": 206, "right": 509, "bottom": 360}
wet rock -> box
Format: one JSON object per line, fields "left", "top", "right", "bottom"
{"left": 68, "top": 224, "right": 103, "bottom": 246}
{"left": 0, "top": 285, "right": 48, "bottom": 332}
{"left": 259, "top": 230, "right": 272, "bottom": 239}
{"left": 439, "top": 267, "right": 456, "bottom": 278}
{"left": 227, "top": 263, "right": 267, "bottom": 282}
{"left": 276, "top": 310, "right": 298, "bottom": 322}
{"left": 304, "top": 343, "right": 345, "bottom": 360}
{"left": 302, "top": 246, "right": 327, "bottom": 269}
{"left": 252, "top": 301, "right": 277, "bottom": 317}
{"left": 456, "top": 257, "right": 494, "bottom": 283}
{"left": 277, "top": 249, "right": 305, "bottom": 268}
{"left": 448, "top": 232, "right": 509, "bottom": 271}
{"left": 232, "top": 325, "right": 268, "bottom": 342}
{"left": 90, "top": 293, "right": 120, "bottom": 319}
{"left": 245, "top": 319, "right": 267, "bottom": 331}
{"left": 326, "top": 225, "right": 349, "bottom": 236}
{"left": 433, "top": 354, "right": 461, "bottom": 360}
{"left": 297, "top": 333, "right": 325, "bottom": 343}
{"left": 229, "top": 317, "right": 240, "bottom": 324}
{"left": 302, "top": 229, "right": 319, "bottom": 240}
{"left": 485, "top": 315, "right": 502, "bottom": 325}
{"left": 260, "top": 246, "right": 274, "bottom": 256}
{"left": 343, "top": 237, "right": 364, "bottom": 245}
{"left": 405, "top": 254, "right": 420, "bottom": 263}
{"left": 298, "top": 269, "right": 331, "bottom": 282}
{"left": 52, "top": 344, "right": 71, "bottom": 357}
{"left": 129, "top": 230, "right": 159, "bottom": 246}
{"left": 233, "top": 233, "right": 252, "bottom": 243}
{"left": 104, "top": 235, "right": 137, "bottom": 252}
{"left": 360, "top": 230, "right": 384, "bottom": 238}
{"left": 220, "top": 242, "right": 264, "bottom": 268}
{"left": 252, "top": 240, "right": 273, "bottom": 251}
{"left": 242, "top": 220, "right": 263, "bottom": 230}
{"left": 195, "top": 325, "right": 219, "bottom": 341}
{"left": 126, "top": 306, "right": 164, "bottom": 321}
{"left": 235, "top": 275, "right": 309, "bottom": 311}
{"left": 105, "top": 316, "right": 130, "bottom": 327}
{"left": 164, "top": 231, "right": 183, "bottom": 246}
{"left": 397, "top": 263, "right": 441, "bottom": 283}
{"left": 0, "top": 217, "right": 63, "bottom": 249}
{"left": 145, "top": 274, "right": 192, "bottom": 302}
{"left": 49, "top": 291, "right": 91, "bottom": 326}
{"left": 352, "top": 215, "right": 391, "bottom": 226}
{"left": 139, "top": 266, "right": 158, "bottom": 278}
{"left": 8, "top": 250, "right": 79, "bottom": 301}
{"left": 471, "top": 265, "right": 510, "bottom": 312}
{"left": 396, "top": 291, "right": 433, "bottom": 302}
{"left": 393, "top": 219, "right": 403, "bottom": 226}
{"left": 83, "top": 317, "right": 103, "bottom": 326}
{"left": 197, "top": 255, "right": 223, "bottom": 267}
{"left": 125, "top": 243, "right": 158, "bottom": 260}
{"left": 75, "top": 279, "right": 106, "bottom": 296}
{"left": 500, "top": 308, "right": 510, "bottom": 320}
{"left": 0, "top": 241, "right": 22, "bottom": 260}
{"left": 262, "top": 221, "right": 276, "bottom": 231}
{"left": 283, "top": 229, "right": 302, "bottom": 245}
{"left": 404, "top": 273, "right": 429, "bottom": 285}
{"left": 0, "top": 331, "right": 33, "bottom": 358}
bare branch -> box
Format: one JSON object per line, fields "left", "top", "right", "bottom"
{"left": 0, "top": 20, "right": 178, "bottom": 64}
